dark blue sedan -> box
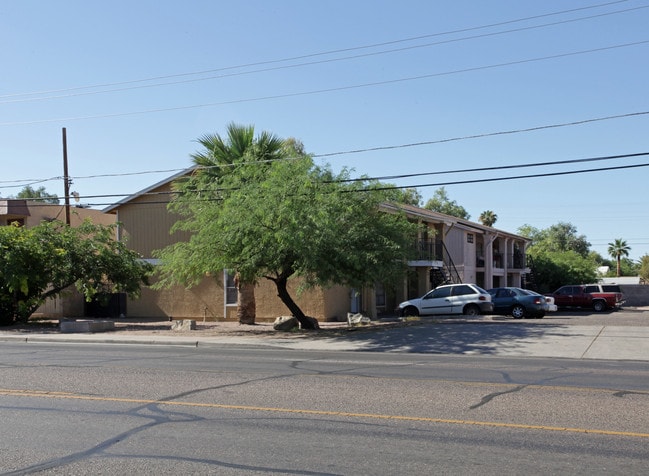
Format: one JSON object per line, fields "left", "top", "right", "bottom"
{"left": 487, "top": 287, "right": 546, "bottom": 319}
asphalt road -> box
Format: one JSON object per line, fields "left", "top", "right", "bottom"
{"left": 1, "top": 335, "right": 648, "bottom": 474}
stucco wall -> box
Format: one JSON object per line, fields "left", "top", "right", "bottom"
{"left": 25, "top": 204, "right": 116, "bottom": 228}
{"left": 127, "top": 274, "right": 338, "bottom": 322}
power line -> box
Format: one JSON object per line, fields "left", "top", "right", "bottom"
{"left": 0, "top": 0, "right": 633, "bottom": 102}
{"left": 313, "top": 111, "right": 649, "bottom": 158}
{"left": 334, "top": 152, "right": 649, "bottom": 183}
{"left": 12, "top": 152, "right": 648, "bottom": 205}
{"left": 2, "top": 38, "right": 647, "bottom": 127}
{"left": 1, "top": 114, "right": 648, "bottom": 190}
{"left": 371, "top": 161, "right": 649, "bottom": 191}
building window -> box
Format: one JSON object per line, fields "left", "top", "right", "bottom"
{"left": 467, "top": 233, "right": 474, "bottom": 243}
{"left": 224, "top": 271, "right": 237, "bottom": 305}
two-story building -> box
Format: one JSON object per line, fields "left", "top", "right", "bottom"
{"left": 103, "top": 173, "right": 531, "bottom": 322}
{"left": 382, "top": 203, "right": 530, "bottom": 316}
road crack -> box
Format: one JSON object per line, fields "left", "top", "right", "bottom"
{"left": 470, "top": 384, "right": 527, "bottom": 409}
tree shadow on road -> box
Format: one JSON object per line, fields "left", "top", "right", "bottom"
{"left": 320, "top": 320, "right": 578, "bottom": 354}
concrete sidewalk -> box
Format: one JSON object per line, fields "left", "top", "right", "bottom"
{"left": 1, "top": 320, "right": 648, "bottom": 361}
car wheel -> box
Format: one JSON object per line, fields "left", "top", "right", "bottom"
{"left": 592, "top": 300, "right": 606, "bottom": 312}
{"left": 511, "top": 305, "right": 525, "bottom": 319}
{"left": 402, "top": 306, "right": 419, "bottom": 317}
{"left": 463, "top": 304, "right": 480, "bottom": 316}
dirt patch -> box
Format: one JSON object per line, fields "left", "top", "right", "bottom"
{"left": 3, "top": 317, "right": 416, "bottom": 339}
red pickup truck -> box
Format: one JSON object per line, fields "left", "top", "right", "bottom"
{"left": 548, "top": 285, "right": 624, "bottom": 311}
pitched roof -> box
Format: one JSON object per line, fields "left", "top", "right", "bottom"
{"left": 102, "top": 169, "right": 528, "bottom": 242}
{"left": 102, "top": 167, "right": 194, "bottom": 213}
{"left": 381, "top": 202, "right": 529, "bottom": 241}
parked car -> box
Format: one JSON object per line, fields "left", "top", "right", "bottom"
{"left": 487, "top": 287, "right": 546, "bottom": 319}
{"left": 583, "top": 283, "right": 623, "bottom": 295}
{"left": 517, "top": 289, "right": 558, "bottom": 312}
{"left": 537, "top": 292, "right": 558, "bottom": 312}
{"left": 547, "top": 285, "right": 624, "bottom": 311}
{"left": 398, "top": 283, "right": 493, "bottom": 317}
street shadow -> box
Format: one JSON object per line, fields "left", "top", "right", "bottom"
{"left": 318, "top": 320, "right": 576, "bottom": 354}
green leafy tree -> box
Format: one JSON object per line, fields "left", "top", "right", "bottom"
{"left": 608, "top": 238, "right": 631, "bottom": 277}
{"left": 13, "top": 185, "right": 60, "bottom": 204}
{"left": 0, "top": 221, "right": 152, "bottom": 326}
{"left": 176, "top": 123, "right": 287, "bottom": 324}
{"left": 639, "top": 254, "right": 649, "bottom": 283}
{"left": 527, "top": 250, "right": 598, "bottom": 293}
{"left": 519, "top": 222, "right": 590, "bottom": 258}
{"left": 478, "top": 210, "right": 497, "bottom": 227}
{"left": 516, "top": 224, "right": 542, "bottom": 243}
{"left": 389, "top": 187, "right": 422, "bottom": 206}
{"left": 519, "top": 222, "right": 595, "bottom": 291}
{"left": 155, "top": 154, "right": 418, "bottom": 329}
{"left": 423, "top": 187, "right": 470, "bottom": 219}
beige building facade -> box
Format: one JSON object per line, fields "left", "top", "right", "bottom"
{"left": 103, "top": 173, "right": 531, "bottom": 322}
{"left": 104, "top": 172, "right": 352, "bottom": 322}
{"left": 384, "top": 204, "right": 531, "bottom": 314}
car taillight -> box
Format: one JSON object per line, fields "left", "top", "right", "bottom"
{"left": 534, "top": 297, "right": 542, "bottom": 304}
{"left": 479, "top": 295, "right": 486, "bottom": 301}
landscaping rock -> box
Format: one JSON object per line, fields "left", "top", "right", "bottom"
{"left": 273, "top": 316, "right": 298, "bottom": 331}
{"left": 171, "top": 319, "right": 196, "bottom": 331}
{"left": 347, "top": 313, "right": 371, "bottom": 327}
{"left": 60, "top": 319, "right": 115, "bottom": 333}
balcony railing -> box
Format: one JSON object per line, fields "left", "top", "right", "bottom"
{"left": 415, "top": 239, "right": 444, "bottom": 262}
{"left": 413, "top": 239, "right": 461, "bottom": 284}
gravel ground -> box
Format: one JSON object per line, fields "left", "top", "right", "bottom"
{"left": 4, "top": 308, "right": 647, "bottom": 338}
{"left": 1, "top": 316, "right": 414, "bottom": 338}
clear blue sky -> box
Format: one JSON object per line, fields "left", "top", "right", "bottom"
{"left": 2, "top": 1, "right": 648, "bottom": 260}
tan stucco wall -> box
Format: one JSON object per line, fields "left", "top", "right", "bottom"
{"left": 126, "top": 272, "right": 345, "bottom": 322}
{"left": 111, "top": 182, "right": 348, "bottom": 322}
{"left": 24, "top": 204, "right": 116, "bottom": 228}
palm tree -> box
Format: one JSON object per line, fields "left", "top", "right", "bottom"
{"left": 191, "top": 123, "right": 286, "bottom": 324}
{"left": 479, "top": 210, "right": 497, "bottom": 227}
{"left": 608, "top": 238, "right": 631, "bottom": 277}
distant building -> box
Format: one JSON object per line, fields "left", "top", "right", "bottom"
{"left": 1, "top": 200, "right": 116, "bottom": 318}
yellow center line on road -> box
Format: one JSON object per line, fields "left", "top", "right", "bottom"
{"left": 313, "top": 374, "right": 649, "bottom": 396}
{"left": 2, "top": 388, "right": 649, "bottom": 439}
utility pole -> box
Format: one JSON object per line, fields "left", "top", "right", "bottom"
{"left": 62, "top": 127, "right": 71, "bottom": 225}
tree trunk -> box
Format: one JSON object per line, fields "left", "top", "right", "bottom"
{"left": 272, "top": 275, "right": 318, "bottom": 330}
{"left": 235, "top": 274, "right": 256, "bottom": 325}
{"left": 617, "top": 257, "right": 621, "bottom": 277}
